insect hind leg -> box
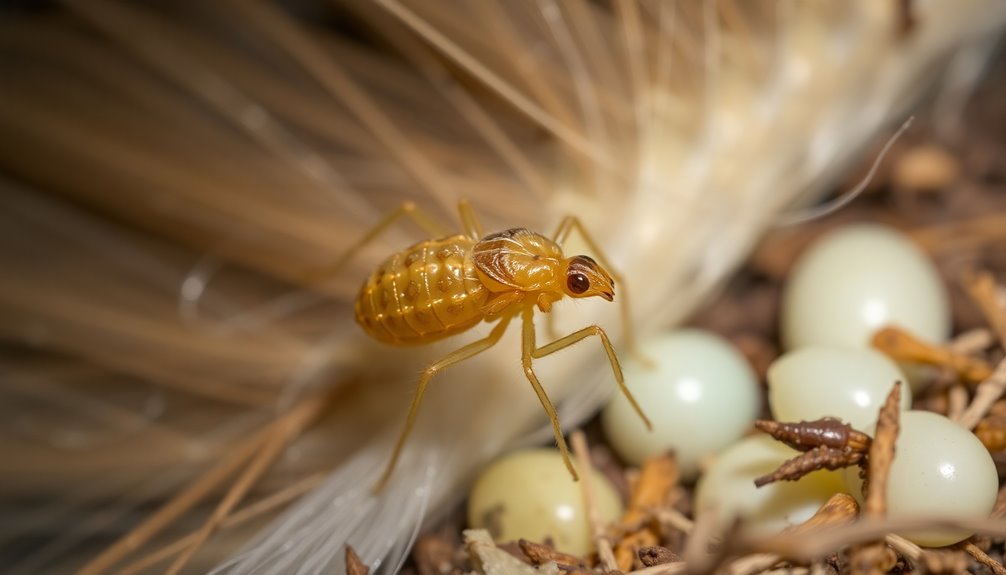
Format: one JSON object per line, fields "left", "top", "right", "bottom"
{"left": 373, "top": 314, "right": 513, "bottom": 492}
{"left": 456, "top": 199, "right": 484, "bottom": 240}
{"left": 305, "top": 201, "right": 447, "bottom": 282}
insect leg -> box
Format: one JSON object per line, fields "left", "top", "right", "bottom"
{"left": 374, "top": 314, "right": 513, "bottom": 492}
{"left": 306, "top": 201, "right": 447, "bottom": 282}
{"left": 519, "top": 307, "right": 578, "bottom": 481}
{"left": 551, "top": 216, "right": 647, "bottom": 364}
{"left": 456, "top": 199, "right": 484, "bottom": 240}
{"left": 530, "top": 317, "right": 652, "bottom": 433}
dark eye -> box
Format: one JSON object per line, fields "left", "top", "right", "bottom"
{"left": 567, "top": 273, "right": 590, "bottom": 294}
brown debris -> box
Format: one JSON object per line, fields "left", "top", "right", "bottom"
{"left": 346, "top": 545, "right": 370, "bottom": 575}
{"left": 964, "top": 271, "right": 1006, "bottom": 345}
{"left": 612, "top": 454, "right": 679, "bottom": 571}
{"left": 958, "top": 358, "right": 1006, "bottom": 429}
{"left": 863, "top": 383, "right": 902, "bottom": 515}
{"left": 637, "top": 546, "right": 680, "bottom": 567}
{"left": 754, "top": 445, "right": 866, "bottom": 488}
{"left": 890, "top": 144, "right": 960, "bottom": 193}
{"left": 415, "top": 534, "right": 463, "bottom": 575}
{"left": 847, "top": 544, "right": 897, "bottom": 575}
{"left": 754, "top": 418, "right": 871, "bottom": 453}
{"left": 783, "top": 494, "right": 861, "bottom": 537}
{"left": 871, "top": 326, "right": 993, "bottom": 384}
{"left": 848, "top": 384, "right": 902, "bottom": 575}
{"left": 753, "top": 419, "right": 872, "bottom": 487}
{"left": 918, "top": 547, "right": 970, "bottom": 574}
{"left": 975, "top": 412, "right": 1006, "bottom": 451}
{"left": 961, "top": 541, "right": 1006, "bottom": 575}
{"left": 517, "top": 540, "right": 586, "bottom": 570}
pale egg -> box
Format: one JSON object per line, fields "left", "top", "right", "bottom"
{"left": 694, "top": 435, "right": 846, "bottom": 534}
{"left": 844, "top": 410, "right": 997, "bottom": 547}
{"left": 467, "top": 449, "right": 622, "bottom": 556}
{"left": 601, "top": 329, "right": 760, "bottom": 480}
{"left": 768, "top": 346, "right": 910, "bottom": 429}
{"left": 781, "top": 224, "right": 950, "bottom": 350}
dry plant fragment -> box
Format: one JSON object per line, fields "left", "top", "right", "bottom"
{"left": 725, "top": 495, "right": 859, "bottom": 575}
{"left": 752, "top": 419, "right": 871, "bottom": 487}
{"left": 862, "top": 382, "right": 901, "bottom": 514}
{"left": 917, "top": 547, "right": 969, "bottom": 574}
{"left": 783, "top": 493, "right": 861, "bottom": 536}
{"left": 346, "top": 545, "right": 370, "bottom": 575}
{"left": 849, "top": 383, "right": 902, "bottom": 575}
{"left": 637, "top": 546, "right": 679, "bottom": 567}
{"left": 964, "top": 270, "right": 1006, "bottom": 345}
{"left": 415, "top": 534, "right": 463, "bottom": 575}
{"left": 517, "top": 540, "right": 586, "bottom": 570}
{"left": 871, "top": 326, "right": 993, "bottom": 383}
{"left": 570, "top": 431, "right": 618, "bottom": 572}
{"left": 974, "top": 412, "right": 1006, "bottom": 451}
{"left": 961, "top": 540, "right": 1006, "bottom": 575}
{"left": 612, "top": 453, "right": 679, "bottom": 570}
{"left": 754, "top": 445, "right": 866, "bottom": 488}
{"left": 466, "top": 530, "right": 561, "bottom": 575}
{"left": 754, "top": 418, "right": 871, "bottom": 452}
{"left": 958, "top": 358, "right": 1006, "bottom": 429}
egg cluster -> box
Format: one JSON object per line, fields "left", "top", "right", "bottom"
{"left": 469, "top": 224, "right": 997, "bottom": 552}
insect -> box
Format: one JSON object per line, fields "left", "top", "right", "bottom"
{"left": 343, "top": 200, "right": 652, "bottom": 491}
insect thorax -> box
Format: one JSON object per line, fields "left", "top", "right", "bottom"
{"left": 471, "top": 228, "right": 563, "bottom": 293}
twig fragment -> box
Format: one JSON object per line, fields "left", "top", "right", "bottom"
{"left": 863, "top": 382, "right": 902, "bottom": 515}
{"left": 848, "top": 382, "right": 902, "bottom": 575}
{"left": 962, "top": 540, "right": 1006, "bottom": 575}
{"left": 958, "top": 358, "right": 1006, "bottom": 429}
{"left": 871, "top": 326, "right": 992, "bottom": 384}
{"left": 570, "top": 431, "right": 617, "bottom": 572}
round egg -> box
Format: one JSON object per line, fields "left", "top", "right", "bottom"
{"left": 694, "top": 435, "right": 846, "bottom": 534}
{"left": 780, "top": 224, "right": 950, "bottom": 351}
{"left": 467, "top": 449, "right": 622, "bottom": 555}
{"left": 768, "top": 346, "right": 910, "bottom": 429}
{"left": 601, "top": 329, "right": 760, "bottom": 480}
{"left": 844, "top": 410, "right": 997, "bottom": 547}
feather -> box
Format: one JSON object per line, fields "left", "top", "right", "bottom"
{"left": 0, "top": 1, "right": 1004, "bottom": 573}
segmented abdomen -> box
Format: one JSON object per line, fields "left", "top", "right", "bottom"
{"left": 355, "top": 235, "right": 489, "bottom": 345}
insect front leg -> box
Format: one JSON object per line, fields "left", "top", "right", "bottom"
{"left": 374, "top": 314, "right": 513, "bottom": 493}
{"left": 519, "top": 307, "right": 578, "bottom": 481}
{"left": 528, "top": 309, "right": 652, "bottom": 434}
{"left": 551, "top": 216, "right": 648, "bottom": 364}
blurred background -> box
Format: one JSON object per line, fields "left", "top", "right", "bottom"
{"left": 1, "top": 1, "right": 1004, "bottom": 573}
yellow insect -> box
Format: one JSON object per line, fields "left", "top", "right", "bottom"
{"left": 344, "top": 201, "right": 651, "bottom": 491}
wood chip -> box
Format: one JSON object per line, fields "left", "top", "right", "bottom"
{"left": 637, "top": 546, "right": 680, "bottom": 567}
{"left": 612, "top": 454, "right": 679, "bottom": 570}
